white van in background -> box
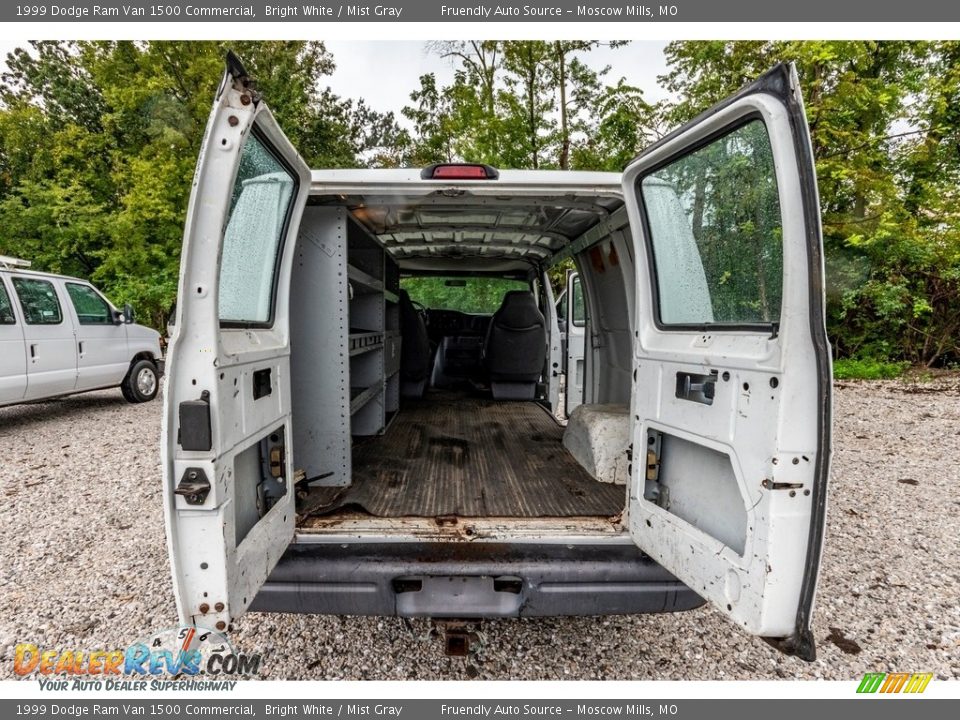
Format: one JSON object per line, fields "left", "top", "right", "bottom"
{"left": 0, "top": 256, "right": 164, "bottom": 407}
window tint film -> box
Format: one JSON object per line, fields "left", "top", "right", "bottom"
{"left": 0, "top": 282, "right": 15, "bottom": 324}
{"left": 401, "top": 276, "right": 530, "bottom": 314}
{"left": 218, "top": 132, "right": 296, "bottom": 324}
{"left": 66, "top": 283, "right": 112, "bottom": 325}
{"left": 641, "top": 119, "right": 783, "bottom": 326}
{"left": 12, "top": 278, "right": 62, "bottom": 325}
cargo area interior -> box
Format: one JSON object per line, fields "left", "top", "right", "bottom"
{"left": 289, "top": 186, "right": 635, "bottom": 532}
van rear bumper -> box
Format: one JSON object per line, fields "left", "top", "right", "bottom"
{"left": 250, "top": 542, "right": 704, "bottom": 617}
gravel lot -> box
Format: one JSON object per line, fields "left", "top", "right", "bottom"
{"left": 1, "top": 378, "right": 958, "bottom": 681}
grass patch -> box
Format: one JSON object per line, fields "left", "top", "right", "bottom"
{"left": 833, "top": 358, "right": 911, "bottom": 380}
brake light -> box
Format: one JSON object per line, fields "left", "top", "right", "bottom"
{"left": 420, "top": 163, "right": 499, "bottom": 180}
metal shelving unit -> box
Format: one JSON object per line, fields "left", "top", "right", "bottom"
{"left": 290, "top": 206, "right": 402, "bottom": 488}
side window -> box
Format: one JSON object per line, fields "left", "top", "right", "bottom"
{"left": 0, "top": 281, "right": 15, "bottom": 324}
{"left": 12, "top": 278, "right": 63, "bottom": 325}
{"left": 640, "top": 119, "right": 783, "bottom": 327}
{"left": 66, "top": 283, "right": 112, "bottom": 325}
{"left": 218, "top": 131, "right": 297, "bottom": 325}
{"left": 571, "top": 276, "right": 586, "bottom": 327}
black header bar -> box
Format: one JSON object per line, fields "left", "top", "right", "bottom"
{"left": 2, "top": 1, "right": 958, "bottom": 23}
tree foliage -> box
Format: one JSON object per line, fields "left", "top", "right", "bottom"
{"left": 400, "top": 276, "right": 529, "bottom": 314}
{"left": 403, "top": 40, "right": 652, "bottom": 172}
{"left": 0, "top": 41, "right": 403, "bottom": 328}
{"left": 1, "top": 40, "right": 957, "bottom": 367}
{"left": 660, "top": 41, "right": 960, "bottom": 366}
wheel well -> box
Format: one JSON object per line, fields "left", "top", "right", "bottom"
{"left": 130, "top": 351, "right": 156, "bottom": 366}
{"left": 125, "top": 352, "right": 157, "bottom": 380}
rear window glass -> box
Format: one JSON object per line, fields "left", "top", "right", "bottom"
{"left": 401, "top": 277, "right": 530, "bottom": 314}
{"left": 218, "top": 132, "right": 297, "bottom": 325}
{"left": 640, "top": 119, "right": 783, "bottom": 326}
{"left": 12, "top": 277, "right": 62, "bottom": 325}
{"left": 0, "top": 282, "right": 15, "bottom": 324}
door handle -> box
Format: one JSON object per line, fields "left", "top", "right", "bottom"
{"left": 29, "top": 344, "right": 37, "bottom": 359}
{"left": 78, "top": 341, "right": 84, "bottom": 356}
{"left": 675, "top": 370, "right": 718, "bottom": 405}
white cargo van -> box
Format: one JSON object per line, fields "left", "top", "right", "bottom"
{"left": 163, "top": 54, "right": 832, "bottom": 660}
{"left": 0, "top": 257, "right": 163, "bottom": 407}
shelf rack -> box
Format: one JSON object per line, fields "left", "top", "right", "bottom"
{"left": 290, "top": 206, "right": 402, "bottom": 488}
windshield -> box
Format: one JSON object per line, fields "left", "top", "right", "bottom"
{"left": 401, "top": 276, "right": 530, "bottom": 314}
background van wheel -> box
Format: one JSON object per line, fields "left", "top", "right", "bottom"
{"left": 122, "top": 359, "right": 159, "bottom": 403}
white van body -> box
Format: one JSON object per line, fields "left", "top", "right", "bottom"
{"left": 0, "top": 259, "right": 164, "bottom": 407}
{"left": 163, "top": 55, "right": 831, "bottom": 660}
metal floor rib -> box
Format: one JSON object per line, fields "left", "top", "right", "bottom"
{"left": 299, "top": 393, "right": 626, "bottom": 518}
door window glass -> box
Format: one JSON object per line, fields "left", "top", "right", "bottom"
{"left": 571, "top": 276, "right": 586, "bottom": 327}
{"left": 12, "top": 278, "right": 63, "bottom": 325}
{"left": 219, "top": 131, "right": 297, "bottom": 325}
{"left": 640, "top": 119, "right": 783, "bottom": 326}
{"left": 66, "top": 283, "right": 112, "bottom": 325}
{"left": 0, "top": 282, "right": 15, "bottom": 324}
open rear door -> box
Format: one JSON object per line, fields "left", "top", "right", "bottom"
{"left": 563, "top": 271, "right": 587, "bottom": 416}
{"left": 162, "top": 53, "right": 311, "bottom": 630}
{"left": 622, "top": 64, "right": 831, "bottom": 660}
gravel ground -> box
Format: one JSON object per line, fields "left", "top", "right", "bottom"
{"left": 0, "top": 378, "right": 958, "bottom": 681}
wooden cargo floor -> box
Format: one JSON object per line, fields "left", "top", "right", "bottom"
{"left": 299, "top": 393, "right": 625, "bottom": 518}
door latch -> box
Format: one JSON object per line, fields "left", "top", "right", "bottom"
{"left": 174, "top": 467, "right": 211, "bottom": 505}
{"left": 269, "top": 446, "right": 285, "bottom": 479}
{"left": 675, "top": 370, "right": 718, "bottom": 405}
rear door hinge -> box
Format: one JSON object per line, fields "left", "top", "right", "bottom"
{"left": 643, "top": 430, "right": 666, "bottom": 507}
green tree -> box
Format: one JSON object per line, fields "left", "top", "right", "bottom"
{"left": 414, "top": 40, "right": 647, "bottom": 171}
{"left": 500, "top": 41, "right": 557, "bottom": 169}
{"left": 569, "top": 78, "right": 656, "bottom": 171}
{"left": 401, "top": 73, "right": 456, "bottom": 164}
{"left": 430, "top": 41, "right": 509, "bottom": 165}
{"left": 659, "top": 41, "right": 960, "bottom": 366}
{"left": 550, "top": 41, "right": 630, "bottom": 169}
{"left": 0, "top": 41, "right": 402, "bottom": 330}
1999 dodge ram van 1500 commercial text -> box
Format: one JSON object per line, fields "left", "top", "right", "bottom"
{"left": 163, "top": 54, "right": 831, "bottom": 660}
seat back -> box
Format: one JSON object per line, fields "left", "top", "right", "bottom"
{"left": 484, "top": 290, "right": 546, "bottom": 383}
{"left": 398, "top": 289, "right": 431, "bottom": 383}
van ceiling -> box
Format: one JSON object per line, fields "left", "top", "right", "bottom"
{"left": 312, "top": 193, "right": 624, "bottom": 272}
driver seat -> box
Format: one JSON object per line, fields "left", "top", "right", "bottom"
{"left": 398, "top": 289, "right": 431, "bottom": 398}
{"left": 483, "top": 290, "right": 546, "bottom": 400}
